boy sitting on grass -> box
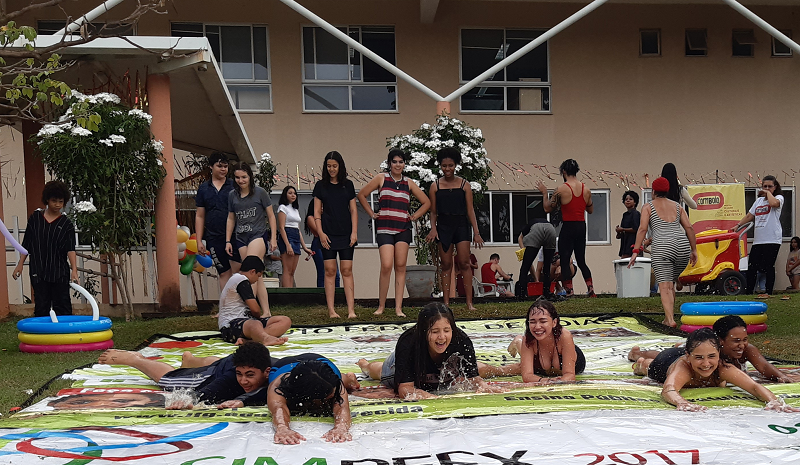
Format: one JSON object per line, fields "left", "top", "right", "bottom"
{"left": 97, "top": 342, "right": 272, "bottom": 409}
{"left": 219, "top": 256, "right": 291, "bottom": 346}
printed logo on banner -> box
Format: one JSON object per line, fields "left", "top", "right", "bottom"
{"left": 693, "top": 191, "right": 724, "bottom": 210}
{"left": 0, "top": 423, "right": 226, "bottom": 462}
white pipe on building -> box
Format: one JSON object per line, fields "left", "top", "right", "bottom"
{"left": 443, "top": 0, "right": 609, "bottom": 103}
{"left": 278, "top": 0, "right": 445, "bottom": 102}
{"left": 721, "top": 0, "right": 800, "bottom": 56}
{"left": 54, "top": 0, "right": 126, "bottom": 35}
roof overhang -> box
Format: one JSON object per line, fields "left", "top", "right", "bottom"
{"left": 12, "top": 36, "right": 255, "bottom": 163}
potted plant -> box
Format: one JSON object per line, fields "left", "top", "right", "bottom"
{"left": 385, "top": 114, "right": 492, "bottom": 298}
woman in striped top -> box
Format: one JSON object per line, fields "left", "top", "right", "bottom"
{"left": 628, "top": 177, "right": 697, "bottom": 327}
{"left": 357, "top": 149, "right": 430, "bottom": 316}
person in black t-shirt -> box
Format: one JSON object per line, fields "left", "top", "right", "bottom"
{"left": 356, "top": 302, "right": 505, "bottom": 399}
{"left": 13, "top": 181, "right": 78, "bottom": 317}
{"left": 312, "top": 151, "right": 358, "bottom": 319}
{"left": 97, "top": 342, "right": 272, "bottom": 409}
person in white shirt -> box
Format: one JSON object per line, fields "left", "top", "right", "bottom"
{"left": 276, "top": 186, "right": 313, "bottom": 288}
{"left": 218, "top": 256, "right": 291, "bottom": 346}
{"left": 733, "top": 175, "right": 784, "bottom": 295}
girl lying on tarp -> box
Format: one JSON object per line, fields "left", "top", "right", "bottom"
{"left": 646, "top": 328, "right": 798, "bottom": 412}
{"left": 357, "top": 302, "right": 505, "bottom": 399}
{"left": 630, "top": 315, "right": 794, "bottom": 383}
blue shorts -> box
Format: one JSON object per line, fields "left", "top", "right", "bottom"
{"left": 207, "top": 237, "right": 241, "bottom": 274}
{"left": 379, "top": 351, "right": 398, "bottom": 389}
{"left": 278, "top": 227, "right": 302, "bottom": 255}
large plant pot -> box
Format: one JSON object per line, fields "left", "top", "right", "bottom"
{"left": 405, "top": 265, "right": 436, "bottom": 299}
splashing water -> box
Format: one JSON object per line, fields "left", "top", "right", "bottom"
{"left": 436, "top": 352, "right": 479, "bottom": 394}
{"left": 163, "top": 389, "right": 211, "bottom": 409}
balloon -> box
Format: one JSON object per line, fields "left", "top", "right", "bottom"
{"left": 193, "top": 261, "right": 205, "bottom": 273}
{"left": 177, "top": 227, "right": 189, "bottom": 244}
{"left": 178, "top": 242, "right": 187, "bottom": 252}
{"left": 186, "top": 233, "right": 198, "bottom": 254}
{"left": 178, "top": 249, "right": 187, "bottom": 261}
{"left": 180, "top": 254, "right": 196, "bottom": 275}
{"left": 180, "top": 226, "right": 191, "bottom": 236}
{"left": 0, "top": 218, "right": 28, "bottom": 255}
{"left": 196, "top": 254, "right": 213, "bottom": 268}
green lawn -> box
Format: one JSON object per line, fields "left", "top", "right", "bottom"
{"left": 1, "top": 294, "right": 797, "bottom": 419}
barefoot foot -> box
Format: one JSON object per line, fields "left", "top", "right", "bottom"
{"left": 373, "top": 308, "right": 385, "bottom": 315}
{"left": 98, "top": 349, "right": 142, "bottom": 366}
{"left": 329, "top": 312, "right": 341, "bottom": 318}
{"left": 262, "top": 335, "right": 288, "bottom": 346}
{"left": 395, "top": 311, "right": 406, "bottom": 317}
{"left": 632, "top": 357, "right": 648, "bottom": 376}
{"left": 507, "top": 335, "right": 524, "bottom": 358}
{"left": 356, "top": 358, "right": 370, "bottom": 376}
{"left": 628, "top": 346, "right": 642, "bottom": 362}
{"left": 347, "top": 312, "right": 357, "bottom": 319}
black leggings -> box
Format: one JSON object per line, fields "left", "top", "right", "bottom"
{"left": 518, "top": 246, "right": 555, "bottom": 297}
{"left": 558, "top": 221, "right": 592, "bottom": 281}
{"left": 746, "top": 243, "right": 781, "bottom": 294}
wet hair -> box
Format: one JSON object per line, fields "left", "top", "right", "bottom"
{"left": 322, "top": 151, "right": 348, "bottom": 184}
{"left": 791, "top": 236, "right": 800, "bottom": 250}
{"left": 559, "top": 159, "right": 579, "bottom": 177}
{"left": 240, "top": 256, "right": 265, "bottom": 273}
{"left": 279, "top": 185, "right": 299, "bottom": 209}
{"left": 524, "top": 298, "right": 562, "bottom": 348}
{"left": 386, "top": 149, "right": 408, "bottom": 172}
{"left": 42, "top": 180, "right": 70, "bottom": 205}
{"left": 712, "top": 315, "right": 747, "bottom": 341}
{"left": 208, "top": 152, "right": 229, "bottom": 168}
{"left": 660, "top": 163, "right": 681, "bottom": 203}
{"left": 274, "top": 361, "right": 344, "bottom": 414}
{"left": 411, "top": 302, "right": 464, "bottom": 385}
{"left": 490, "top": 253, "right": 500, "bottom": 261}
{"left": 762, "top": 175, "right": 783, "bottom": 196}
{"left": 685, "top": 327, "right": 721, "bottom": 354}
{"left": 622, "top": 190, "right": 639, "bottom": 207}
{"left": 436, "top": 147, "right": 462, "bottom": 166}
{"left": 232, "top": 341, "right": 271, "bottom": 371}
{"left": 232, "top": 162, "right": 256, "bottom": 196}
{"left": 303, "top": 198, "right": 315, "bottom": 236}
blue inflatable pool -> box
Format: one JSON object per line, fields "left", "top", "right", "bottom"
{"left": 680, "top": 301, "right": 767, "bottom": 316}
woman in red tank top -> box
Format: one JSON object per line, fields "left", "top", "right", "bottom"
{"left": 537, "top": 159, "right": 595, "bottom": 297}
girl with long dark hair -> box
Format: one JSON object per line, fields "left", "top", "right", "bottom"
{"left": 312, "top": 151, "right": 358, "bottom": 318}
{"left": 277, "top": 185, "right": 313, "bottom": 287}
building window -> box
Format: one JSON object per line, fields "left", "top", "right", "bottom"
{"left": 460, "top": 28, "right": 550, "bottom": 113}
{"left": 744, "top": 187, "right": 794, "bottom": 238}
{"left": 772, "top": 30, "right": 793, "bottom": 57}
{"left": 171, "top": 23, "right": 272, "bottom": 112}
{"left": 685, "top": 29, "right": 708, "bottom": 56}
{"left": 472, "top": 191, "right": 552, "bottom": 244}
{"left": 586, "top": 190, "right": 610, "bottom": 244}
{"left": 302, "top": 26, "right": 397, "bottom": 112}
{"left": 732, "top": 29, "right": 756, "bottom": 57}
{"left": 639, "top": 29, "right": 661, "bottom": 56}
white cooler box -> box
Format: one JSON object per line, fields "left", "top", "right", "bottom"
{"left": 613, "top": 258, "right": 651, "bottom": 298}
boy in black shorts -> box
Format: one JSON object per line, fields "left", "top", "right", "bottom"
{"left": 97, "top": 342, "right": 272, "bottom": 408}
{"left": 218, "top": 256, "right": 291, "bottom": 346}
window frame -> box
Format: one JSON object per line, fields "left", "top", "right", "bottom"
{"left": 732, "top": 29, "right": 756, "bottom": 57}
{"left": 772, "top": 30, "right": 793, "bottom": 57}
{"left": 170, "top": 22, "right": 273, "bottom": 113}
{"left": 639, "top": 29, "right": 661, "bottom": 57}
{"left": 458, "top": 27, "right": 551, "bottom": 115}
{"left": 586, "top": 189, "right": 611, "bottom": 245}
{"left": 685, "top": 28, "right": 709, "bottom": 57}
{"left": 300, "top": 25, "right": 399, "bottom": 113}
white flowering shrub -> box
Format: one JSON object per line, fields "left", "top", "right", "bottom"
{"left": 386, "top": 115, "right": 492, "bottom": 265}
{"left": 34, "top": 93, "right": 166, "bottom": 258}
{"left": 254, "top": 152, "right": 277, "bottom": 192}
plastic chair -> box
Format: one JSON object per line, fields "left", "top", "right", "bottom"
{"left": 472, "top": 276, "right": 498, "bottom": 297}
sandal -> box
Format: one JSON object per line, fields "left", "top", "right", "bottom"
{"left": 781, "top": 295, "right": 791, "bottom": 301}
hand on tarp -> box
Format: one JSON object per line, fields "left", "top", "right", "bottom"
{"left": 274, "top": 425, "right": 305, "bottom": 445}
{"left": 676, "top": 401, "right": 706, "bottom": 412}
{"left": 323, "top": 425, "right": 352, "bottom": 443}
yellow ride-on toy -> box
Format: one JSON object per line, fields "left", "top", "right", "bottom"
{"left": 678, "top": 223, "right": 753, "bottom": 296}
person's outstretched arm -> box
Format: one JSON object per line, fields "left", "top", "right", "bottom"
{"left": 661, "top": 362, "right": 705, "bottom": 411}
{"left": 720, "top": 364, "right": 799, "bottom": 412}
{"left": 268, "top": 378, "right": 305, "bottom": 444}
{"left": 744, "top": 344, "right": 793, "bottom": 383}
{"left": 323, "top": 384, "right": 353, "bottom": 443}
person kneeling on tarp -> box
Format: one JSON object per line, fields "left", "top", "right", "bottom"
{"left": 218, "top": 256, "right": 291, "bottom": 346}
{"left": 650, "top": 328, "right": 798, "bottom": 412}
{"left": 268, "top": 353, "right": 358, "bottom": 444}
{"left": 357, "top": 302, "right": 506, "bottom": 399}
{"left": 97, "top": 342, "right": 272, "bottom": 408}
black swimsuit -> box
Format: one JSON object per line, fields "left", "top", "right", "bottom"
{"left": 435, "top": 178, "right": 471, "bottom": 252}
{"left": 531, "top": 339, "right": 586, "bottom": 377}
